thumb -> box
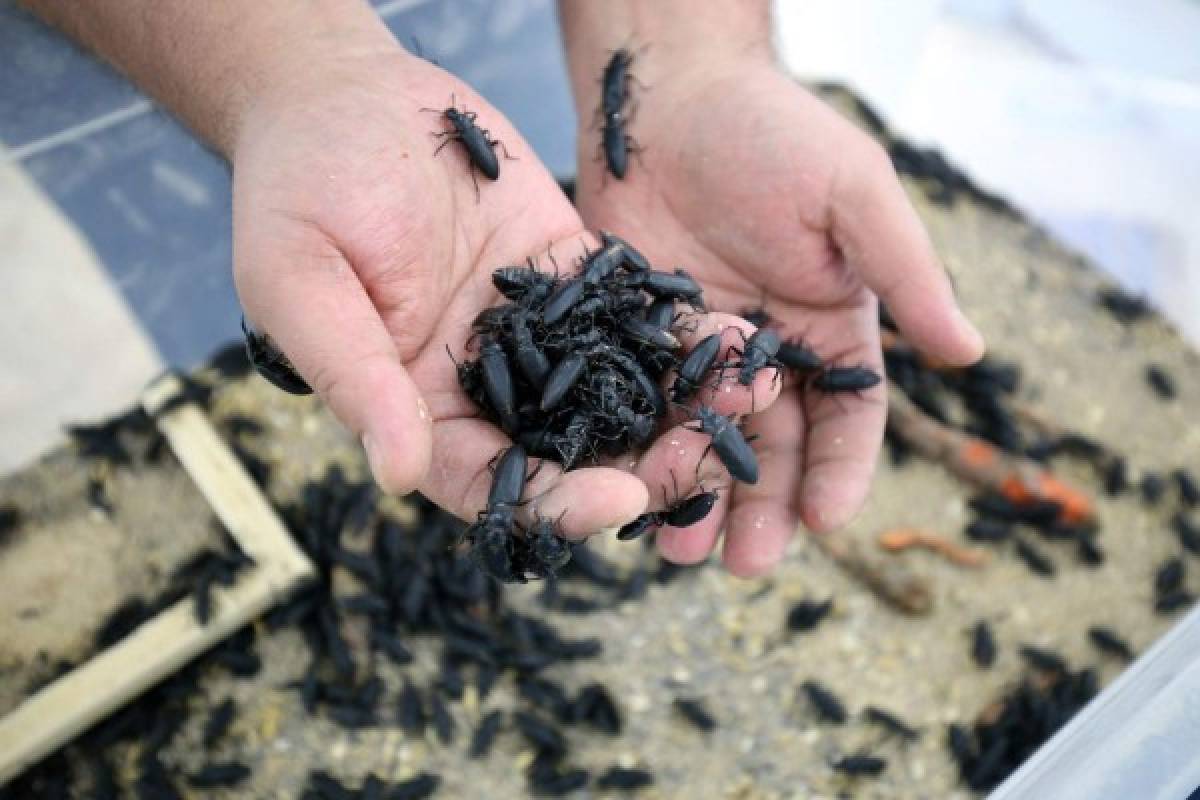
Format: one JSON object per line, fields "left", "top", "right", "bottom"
{"left": 235, "top": 218, "right": 432, "bottom": 494}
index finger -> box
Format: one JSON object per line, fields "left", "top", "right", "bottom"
{"left": 829, "top": 138, "right": 985, "bottom": 366}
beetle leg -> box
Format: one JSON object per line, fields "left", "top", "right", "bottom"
{"left": 626, "top": 134, "right": 647, "bottom": 167}
{"left": 493, "top": 137, "right": 517, "bottom": 161}
{"left": 469, "top": 167, "right": 481, "bottom": 203}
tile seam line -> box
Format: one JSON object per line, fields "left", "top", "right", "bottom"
{"left": 375, "top": 0, "right": 430, "bottom": 18}
{"left": 4, "top": 99, "right": 153, "bottom": 163}
{"left": 2, "top": 0, "right": 431, "bottom": 164}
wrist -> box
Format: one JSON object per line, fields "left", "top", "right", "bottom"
{"left": 218, "top": 0, "right": 401, "bottom": 157}
{"left": 559, "top": 0, "right": 774, "bottom": 125}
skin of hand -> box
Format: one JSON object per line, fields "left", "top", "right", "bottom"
{"left": 564, "top": 30, "right": 985, "bottom": 575}
{"left": 228, "top": 21, "right": 788, "bottom": 538}
{"left": 229, "top": 36, "right": 653, "bottom": 536}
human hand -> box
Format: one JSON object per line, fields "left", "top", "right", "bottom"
{"left": 570, "top": 55, "right": 985, "bottom": 574}
{"left": 230, "top": 23, "right": 668, "bottom": 535}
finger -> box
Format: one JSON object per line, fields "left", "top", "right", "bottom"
{"left": 722, "top": 390, "right": 806, "bottom": 577}
{"left": 235, "top": 223, "right": 432, "bottom": 494}
{"left": 632, "top": 424, "right": 727, "bottom": 512}
{"left": 657, "top": 490, "right": 729, "bottom": 565}
{"left": 629, "top": 422, "right": 729, "bottom": 564}
{"left": 532, "top": 469, "right": 650, "bottom": 541}
{"left": 425, "top": 417, "right": 648, "bottom": 539}
{"left": 666, "top": 312, "right": 784, "bottom": 421}
{"left": 829, "top": 140, "right": 985, "bottom": 366}
{"left": 798, "top": 341, "right": 888, "bottom": 532}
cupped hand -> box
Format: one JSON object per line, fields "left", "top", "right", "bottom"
{"left": 229, "top": 34, "right": 661, "bottom": 534}
{"left": 573, "top": 58, "right": 985, "bottom": 575}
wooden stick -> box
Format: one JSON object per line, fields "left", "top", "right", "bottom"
{"left": 887, "top": 389, "right": 1094, "bottom": 523}
{"left": 0, "top": 372, "right": 314, "bottom": 785}
{"left": 814, "top": 533, "right": 933, "bottom": 615}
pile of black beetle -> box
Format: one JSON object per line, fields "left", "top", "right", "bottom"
{"left": 244, "top": 227, "right": 881, "bottom": 585}
{"left": 452, "top": 231, "right": 867, "bottom": 583}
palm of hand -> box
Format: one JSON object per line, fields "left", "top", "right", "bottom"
{"left": 234, "top": 54, "right": 651, "bottom": 532}
{"left": 575, "top": 66, "right": 893, "bottom": 570}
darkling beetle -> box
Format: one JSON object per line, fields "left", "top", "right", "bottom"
{"left": 731, "top": 327, "right": 783, "bottom": 387}
{"left": 241, "top": 318, "right": 312, "bottom": 395}
{"left": 645, "top": 298, "right": 677, "bottom": 331}
{"left": 641, "top": 268, "right": 706, "bottom": 310}
{"left": 600, "top": 230, "right": 652, "bottom": 272}
{"left": 813, "top": 364, "right": 882, "bottom": 394}
{"left": 466, "top": 444, "right": 529, "bottom": 582}
{"left": 477, "top": 336, "right": 519, "bottom": 435}
{"left": 600, "top": 111, "right": 642, "bottom": 181}
{"left": 540, "top": 351, "right": 588, "bottom": 412}
{"left": 511, "top": 310, "right": 552, "bottom": 389}
{"left": 526, "top": 517, "right": 573, "bottom": 576}
{"left": 831, "top": 753, "right": 887, "bottom": 777}
{"left": 777, "top": 339, "right": 823, "bottom": 373}
{"left": 616, "top": 477, "right": 720, "bottom": 541}
{"left": 600, "top": 48, "right": 637, "bottom": 119}
{"left": 671, "top": 333, "right": 723, "bottom": 403}
{"left": 687, "top": 405, "right": 759, "bottom": 485}
{"left": 421, "top": 96, "right": 514, "bottom": 199}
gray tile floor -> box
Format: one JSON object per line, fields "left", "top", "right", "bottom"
{"left": 0, "top": 0, "right": 576, "bottom": 470}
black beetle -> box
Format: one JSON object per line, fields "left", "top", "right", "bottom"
{"left": 620, "top": 316, "right": 680, "bottom": 350}
{"left": 831, "top": 754, "right": 886, "bottom": 777}
{"left": 241, "top": 318, "right": 312, "bottom": 395}
{"left": 801, "top": 680, "right": 847, "bottom": 724}
{"left": 645, "top": 298, "right": 677, "bottom": 331}
{"left": 672, "top": 697, "right": 716, "bottom": 732}
{"left": 664, "top": 486, "right": 719, "bottom": 528}
{"left": 1155, "top": 557, "right": 1185, "bottom": 596}
{"left": 581, "top": 239, "right": 626, "bottom": 285}
{"left": 600, "top": 230, "right": 652, "bottom": 272}
{"left": 617, "top": 481, "right": 718, "bottom": 540}
{"left": 642, "top": 268, "right": 705, "bottom": 310}
{"left": 733, "top": 328, "right": 782, "bottom": 386}
{"left": 527, "top": 517, "right": 573, "bottom": 576}
{"left": 541, "top": 352, "right": 588, "bottom": 412}
{"left": 600, "top": 48, "right": 636, "bottom": 118}
{"left": 1087, "top": 626, "right": 1134, "bottom": 661}
{"left": 596, "top": 766, "right": 654, "bottom": 791}
{"left": 671, "top": 333, "right": 723, "bottom": 402}
{"left": 511, "top": 311, "right": 552, "bottom": 389}
{"left": 542, "top": 277, "right": 586, "bottom": 326}
{"left": 478, "top": 337, "right": 519, "bottom": 434}
{"left": 813, "top": 365, "right": 881, "bottom": 394}
{"left": 493, "top": 263, "right": 553, "bottom": 303}
{"left": 487, "top": 444, "right": 528, "bottom": 509}
{"left": 422, "top": 99, "right": 512, "bottom": 198}
{"left": 688, "top": 406, "right": 759, "bottom": 484}
{"left": 616, "top": 512, "right": 659, "bottom": 542}
{"left": 971, "top": 620, "right": 996, "bottom": 667}
{"left": 778, "top": 339, "right": 823, "bottom": 373}
{"left": 786, "top": 597, "right": 833, "bottom": 633}
{"left": 864, "top": 706, "right": 920, "bottom": 742}
{"left": 600, "top": 112, "right": 640, "bottom": 180}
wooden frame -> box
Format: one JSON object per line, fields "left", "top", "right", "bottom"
{"left": 0, "top": 372, "right": 315, "bottom": 784}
